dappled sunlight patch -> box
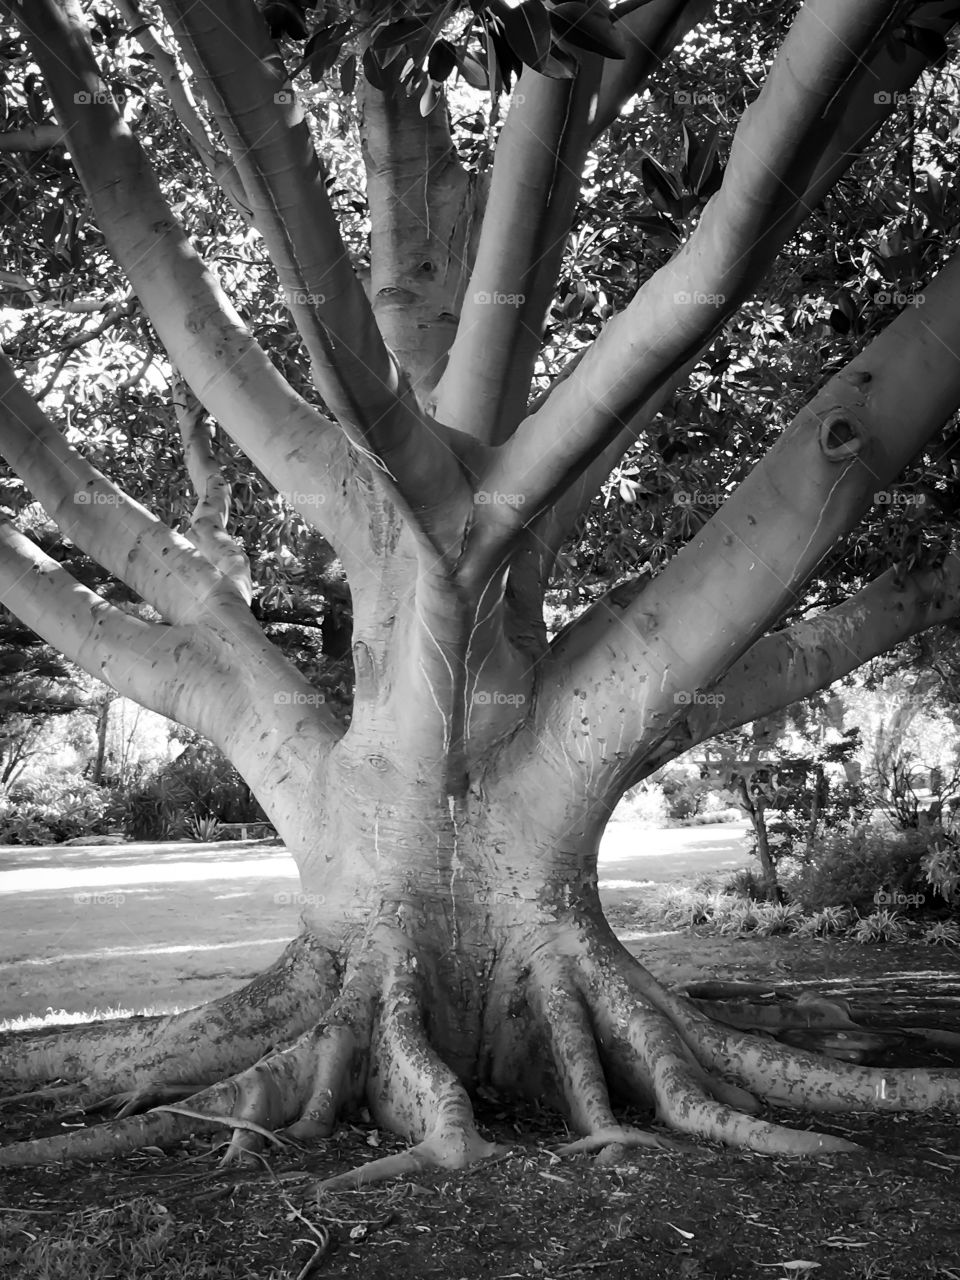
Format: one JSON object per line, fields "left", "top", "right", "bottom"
{"left": 0, "top": 1005, "right": 180, "bottom": 1032}
{"left": 0, "top": 855, "right": 298, "bottom": 894}
{"left": 598, "top": 878, "right": 656, "bottom": 890}
{"left": 1, "top": 937, "right": 292, "bottom": 968}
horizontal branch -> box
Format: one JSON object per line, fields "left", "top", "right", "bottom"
{"left": 467, "top": 0, "right": 894, "bottom": 567}
{"left": 0, "top": 519, "right": 343, "bottom": 811}
{"left": 637, "top": 555, "right": 960, "bottom": 776}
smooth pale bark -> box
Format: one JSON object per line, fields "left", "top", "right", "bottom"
{"left": 161, "top": 0, "right": 469, "bottom": 550}
{"left": 468, "top": 0, "right": 894, "bottom": 568}
{"left": 638, "top": 555, "right": 960, "bottom": 777}
{"left": 499, "top": 249, "right": 960, "bottom": 821}
{"left": 530, "top": 1, "right": 960, "bottom": 577}
{"left": 432, "top": 59, "right": 603, "bottom": 444}
{"left": 358, "top": 75, "right": 478, "bottom": 402}
{"left": 114, "top": 0, "right": 251, "bottom": 222}
{"left": 9, "top": 0, "right": 366, "bottom": 564}
{"left": 0, "top": 521, "right": 208, "bottom": 724}
{"left": 0, "top": 355, "right": 232, "bottom": 623}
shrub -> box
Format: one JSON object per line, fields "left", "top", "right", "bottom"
{"left": 659, "top": 770, "right": 710, "bottom": 822}
{"left": 752, "top": 902, "right": 803, "bottom": 936}
{"left": 852, "top": 908, "right": 910, "bottom": 944}
{"left": 112, "top": 741, "right": 266, "bottom": 840}
{"left": 107, "top": 771, "right": 191, "bottom": 840}
{"left": 921, "top": 837, "right": 960, "bottom": 904}
{"left": 0, "top": 775, "right": 113, "bottom": 844}
{"left": 188, "top": 813, "right": 222, "bottom": 842}
{"left": 662, "top": 888, "right": 714, "bottom": 927}
{"left": 714, "top": 898, "right": 759, "bottom": 934}
{"left": 785, "top": 823, "right": 933, "bottom": 914}
{"left": 722, "top": 868, "right": 766, "bottom": 900}
{"left": 922, "top": 920, "right": 960, "bottom": 947}
{"left": 794, "top": 905, "right": 852, "bottom": 937}
{"left": 617, "top": 782, "right": 669, "bottom": 828}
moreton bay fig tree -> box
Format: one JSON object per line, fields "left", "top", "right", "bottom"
{"left": 2, "top": 0, "right": 960, "bottom": 1187}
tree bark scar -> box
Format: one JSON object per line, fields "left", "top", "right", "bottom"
{"left": 818, "top": 408, "right": 864, "bottom": 460}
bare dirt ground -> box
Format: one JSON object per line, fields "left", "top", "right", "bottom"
{"left": 2, "top": 826, "right": 960, "bottom": 1279}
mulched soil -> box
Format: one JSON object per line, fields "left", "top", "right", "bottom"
{"left": 3, "top": 929, "right": 960, "bottom": 1280}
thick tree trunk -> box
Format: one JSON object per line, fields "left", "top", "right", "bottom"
{"left": 3, "top": 721, "right": 960, "bottom": 1184}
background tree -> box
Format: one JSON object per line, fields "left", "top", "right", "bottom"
{"left": 2, "top": 0, "right": 960, "bottom": 1185}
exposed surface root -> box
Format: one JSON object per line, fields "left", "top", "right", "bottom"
{"left": 282, "top": 968, "right": 376, "bottom": 1142}
{"left": 618, "top": 954, "right": 960, "bottom": 1116}
{"left": 0, "top": 933, "right": 337, "bottom": 1097}
{"left": 541, "top": 944, "right": 856, "bottom": 1156}
{"left": 316, "top": 971, "right": 509, "bottom": 1192}
{"left": 626, "top": 987, "right": 859, "bottom": 1155}
{"left": 556, "top": 1127, "right": 695, "bottom": 1156}
{"left": 0, "top": 1056, "right": 293, "bottom": 1168}
{"left": 0, "top": 1102, "right": 202, "bottom": 1166}
{"left": 2, "top": 917, "right": 958, "bottom": 1177}
{"left": 153, "top": 1104, "right": 296, "bottom": 1150}
{"left": 530, "top": 956, "right": 688, "bottom": 1160}
{"left": 688, "top": 989, "right": 960, "bottom": 1058}
{"left": 91, "top": 1083, "right": 209, "bottom": 1119}
{"left": 0, "top": 977, "right": 373, "bottom": 1168}
{"left": 0, "top": 1083, "right": 84, "bottom": 1106}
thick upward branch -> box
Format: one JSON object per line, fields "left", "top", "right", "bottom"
{"left": 114, "top": 0, "right": 252, "bottom": 221}
{"left": 161, "top": 0, "right": 469, "bottom": 550}
{"left": 467, "top": 0, "right": 895, "bottom": 567}
{"left": 433, "top": 60, "right": 603, "bottom": 445}
{"left": 501, "top": 248, "right": 960, "bottom": 818}
{"left": 532, "top": 1, "right": 959, "bottom": 578}
{"left": 358, "top": 73, "right": 477, "bottom": 402}
{"left": 8, "top": 0, "right": 364, "bottom": 563}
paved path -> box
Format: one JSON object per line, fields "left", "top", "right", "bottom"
{"left": 0, "top": 822, "right": 751, "bottom": 1020}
